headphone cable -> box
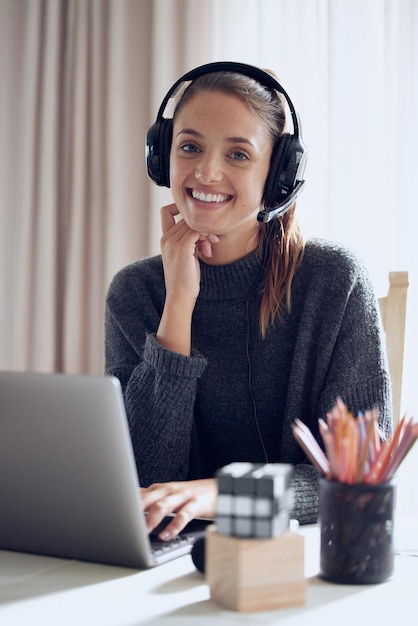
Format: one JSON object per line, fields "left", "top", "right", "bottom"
{"left": 244, "top": 228, "right": 274, "bottom": 465}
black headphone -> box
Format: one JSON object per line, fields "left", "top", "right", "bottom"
{"left": 146, "top": 61, "right": 307, "bottom": 223}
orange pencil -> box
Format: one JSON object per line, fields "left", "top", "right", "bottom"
{"left": 364, "top": 414, "right": 407, "bottom": 484}
{"left": 380, "top": 418, "right": 417, "bottom": 482}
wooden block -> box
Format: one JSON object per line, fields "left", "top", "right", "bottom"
{"left": 206, "top": 526, "right": 306, "bottom": 613}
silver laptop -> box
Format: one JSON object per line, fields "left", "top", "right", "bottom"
{"left": 0, "top": 371, "right": 210, "bottom": 569}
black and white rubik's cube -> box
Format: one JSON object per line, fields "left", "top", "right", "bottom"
{"left": 215, "top": 462, "right": 294, "bottom": 539}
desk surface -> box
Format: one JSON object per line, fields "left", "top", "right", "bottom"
{"left": 1, "top": 520, "right": 417, "bottom": 626}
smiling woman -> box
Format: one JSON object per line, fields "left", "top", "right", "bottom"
{"left": 105, "top": 62, "right": 392, "bottom": 543}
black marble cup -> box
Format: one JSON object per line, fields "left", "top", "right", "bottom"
{"left": 319, "top": 478, "right": 395, "bottom": 584}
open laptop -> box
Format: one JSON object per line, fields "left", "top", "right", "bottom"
{"left": 0, "top": 371, "right": 211, "bottom": 569}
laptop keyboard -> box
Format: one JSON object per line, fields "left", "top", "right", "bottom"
{"left": 150, "top": 534, "right": 195, "bottom": 557}
{"left": 149, "top": 517, "right": 211, "bottom": 560}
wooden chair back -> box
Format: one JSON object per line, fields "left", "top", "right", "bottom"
{"left": 378, "top": 271, "right": 409, "bottom": 426}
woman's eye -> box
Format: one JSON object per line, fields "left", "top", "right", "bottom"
{"left": 180, "top": 142, "right": 200, "bottom": 154}
{"left": 230, "top": 151, "right": 249, "bottom": 161}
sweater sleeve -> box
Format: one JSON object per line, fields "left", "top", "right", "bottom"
{"left": 291, "top": 464, "right": 320, "bottom": 525}
{"left": 105, "top": 263, "right": 207, "bottom": 486}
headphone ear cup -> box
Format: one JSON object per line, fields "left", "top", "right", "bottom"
{"left": 263, "top": 133, "right": 292, "bottom": 207}
{"left": 263, "top": 133, "right": 307, "bottom": 209}
{"left": 146, "top": 118, "right": 173, "bottom": 187}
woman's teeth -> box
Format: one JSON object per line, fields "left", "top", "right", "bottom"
{"left": 191, "top": 190, "right": 229, "bottom": 203}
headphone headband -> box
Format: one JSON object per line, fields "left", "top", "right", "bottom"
{"left": 146, "top": 61, "right": 307, "bottom": 222}
{"left": 155, "top": 61, "right": 300, "bottom": 137}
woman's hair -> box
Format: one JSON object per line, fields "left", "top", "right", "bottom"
{"left": 173, "top": 71, "right": 305, "bottom": 337}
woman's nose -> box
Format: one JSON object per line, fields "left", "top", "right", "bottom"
{"left": 194, "top": 152, "right": 223, "bottom": 184}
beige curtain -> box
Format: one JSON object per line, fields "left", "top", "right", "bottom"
{"left": 1, "top": 0, "right": 153, "bottom": 373}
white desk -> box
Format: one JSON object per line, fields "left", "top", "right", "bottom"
{"left": 1, "top": 521, "right": 417, "bottom": 626}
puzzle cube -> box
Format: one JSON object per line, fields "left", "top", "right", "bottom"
{"left": 215, "top": 462, "right": 294, "bottom": 539}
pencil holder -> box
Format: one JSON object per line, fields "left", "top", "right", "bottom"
{"left": 319, "top": 478, "right": 395, "bottom": 584}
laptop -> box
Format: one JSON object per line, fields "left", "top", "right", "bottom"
{"left": 0, "top": 371, "right": 211, "bottom": 569}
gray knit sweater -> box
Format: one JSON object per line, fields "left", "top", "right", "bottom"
{"left": 105, "top": 238, "right": 392, "bottom": 525}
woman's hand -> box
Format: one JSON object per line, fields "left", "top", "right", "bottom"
{"left": 160, "top": 203, "right": 202, "bottom": 302}
{"left": 141, "top": 478, "right": 217, "bottom": 540}
{"left": 159, "top": 203, "right": 219, "bottom": 300}
{"left": 157, "top": 204, "right": 218, "bottom": 356}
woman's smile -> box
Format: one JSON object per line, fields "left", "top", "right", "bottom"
{"left": 188, "top": 188, "right": 233, "bottom": 210}
{"left": 189, "top": 189, "right": 232, "bottom": 204}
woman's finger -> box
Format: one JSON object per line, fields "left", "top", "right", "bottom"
{"left": 157, "top": 500, "right": 201, "bottom": 540}
{"left": 197, "top": 238, "right": 213, "bottom": 258}
{"left": 144, "top": 493, "right": 193, "bottom": 535}
{"left": 160, "top": 203, "right": 181, "bottom": 235}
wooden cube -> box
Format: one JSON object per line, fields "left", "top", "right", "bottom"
{"left": 206, "top": 526, "right": 306, "bottom": 613}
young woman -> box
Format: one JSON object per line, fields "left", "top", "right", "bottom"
{"left": 105, "top": 63, "right": 392, "bottom": 541}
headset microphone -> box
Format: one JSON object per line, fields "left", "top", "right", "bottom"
{"left": 257, "top": 180, "right": 305, "bottom": 223}
{"left": 146, "top": 62, "right": 308, "bottom": 221}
